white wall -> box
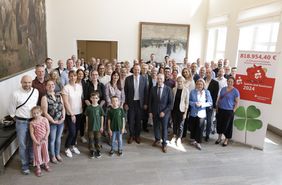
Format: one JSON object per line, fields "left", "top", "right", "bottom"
{"left": 45, "top": 0, "right": 208, "bottom": 63}
{"left": 207, "top": 0, "right": 282, "bottom": 130}
{"left": 0, "top": 0, "right": 208, "bottom": 119}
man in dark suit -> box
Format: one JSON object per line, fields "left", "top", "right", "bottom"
{"left": 124, "top": 64, "right": 148, "bottom": 144}
{"left": 141, "top": 63, "right": 153, "bottom": 132}
{"left": 149, "top": 74, "right": 173, "bottom": 153}
{"left": 204, "top": 67, "right": 219, "bottom": 141}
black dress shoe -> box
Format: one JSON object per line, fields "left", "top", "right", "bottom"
{"left": 215, "top": 139, "right": 222, "bottom": 144}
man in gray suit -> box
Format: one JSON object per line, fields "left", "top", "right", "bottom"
{"left": 124, "top": 64, "right": 148, "bottom": 144}
{"left": 149, "top": 74, "right": 173, "bottom": 153}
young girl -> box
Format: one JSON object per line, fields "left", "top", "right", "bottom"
{"left": 29, "top": 106, "right": 50, "bottom": 177}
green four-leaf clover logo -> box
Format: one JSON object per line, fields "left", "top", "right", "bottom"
{"left": 234, "top": 105, "right": 263, "bottom": 132}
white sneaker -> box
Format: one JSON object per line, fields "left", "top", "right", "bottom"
{"left": 195, "top": 143, "right": 202, "bottom": 150}
{"left": 81, "top": 136, "right": 87, "bottom": 143}
{"left": 65, "top": 148, "right": 73, "bottom": 158}
{"left": 71, "top": 146, "right": 80, "bottom": 154}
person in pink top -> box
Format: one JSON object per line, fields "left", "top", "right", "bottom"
{"left": 29, "top": 106, "right": 50, "bottom": 177}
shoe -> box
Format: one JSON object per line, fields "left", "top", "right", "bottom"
{"left": 71, "top": 146, "right": 80, "bottom": 154}
{"left": 152, "top": 140, "right": 160, "bottom": 147}
{"left": 95, "top": 150, "right": 101, "bottom": 158}
{"left": 51, "top": 157, "right": 58, "bottom": 164}
{"left": 162, "top": 146, "right": 167, "bottom": 153}
{"left": 127, "top": 137, "right": 133, "bottom": 144}
{"left": 81, "top": 136, "right": 88, "bottom": 143}
{"left": 205, "top": 136, "right": 209, "bottom": 142}
{"left": 65, "top": 148, "right": 73, "bottom": 158}
{"left": 222, "top": 140, "right": 228, "bottom": 147}
{"left": 56, "top": 155, "right": 63, "bottom": 162}
{"left": 135, "top": 137, "right": 141, "bottom": 144}
{"left": 109, "top": 150, "right": 114, "bottom": 156}
{"left": 176, "top": 138, "right": 182, "bottom": 146}
{"left": 22, "top": 169, "right": 30, "bottom": 175}
{"left": 215, "top": 139, "right": 222, "bottom": 144}
{"left": 34, "top": 168, "right": 42, "bottom": 177}
{"left": 195, "top": 143, "right": 202, "bottom": 150}
{"left": 89, "top": 150, "right": 95, "bottom": 159}
{"left": 43, "top": 164, "right": 51, "bottom": 172}
{"left": 118, "top": 150, "right": 123, "bottom": 156}
{"left": 190, "top": 140, "right": 197, "bottom": 146}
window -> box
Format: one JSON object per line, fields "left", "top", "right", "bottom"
{"left": 206, "top": 27, "right": 227, "bottom": 62}
{"left": 238, "top": 22, "right": 280, "bottom": 52}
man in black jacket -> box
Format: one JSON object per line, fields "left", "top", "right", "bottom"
{"left": 204, "top": 67, "right": 219, "bottom": 141}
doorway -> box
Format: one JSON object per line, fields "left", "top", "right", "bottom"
{"left": 77, "top": 40, "right": 118, "bottom": 62}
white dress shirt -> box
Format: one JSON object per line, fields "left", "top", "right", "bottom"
{"left": 133, "top": 75, "right": 140, "bottom": 100}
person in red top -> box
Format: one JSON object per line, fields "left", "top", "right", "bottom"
{"left": 32, "top": 64, "right": 47, "bottom": 105}
{"left": 29, "top": 106, "right": 50, "bottom": 177}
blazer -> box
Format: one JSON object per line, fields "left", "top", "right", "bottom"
{"left": 205, "top": 78, "right": 219, "bottom": 108}
{"left": 149, "top": 84, "right": 173, "bottom": 116}
{"left": 172, "top": 87, "right": 189, "bottom": 113}
{"left": 124, "top": 74, "right": 147, "bottom": 108}
{"left": 189, "top": 89, "right": 212, "bottom": 117}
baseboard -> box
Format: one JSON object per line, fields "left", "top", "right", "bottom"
{"left": 268, "top": 124, "right": 282, "bottom": 137}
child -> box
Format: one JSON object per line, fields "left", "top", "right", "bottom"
{"left": 29, "top": 106, "right": 50, "bottom": 177}
{"left": 84, "top": 92, "right": 104, "bottom": 158}
{"left": 108, "top": 96, "right": 125, "bottom": 156}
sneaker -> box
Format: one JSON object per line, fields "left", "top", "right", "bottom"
{"left": 195, "top": 143, "right": 202, "bottom": 150}
{"left": 190, "top": 140, "right": 197, "bottom": 146}
{"left": 71, "top": 146, "right": 80, "bottom": 154}
{"left": 81, "top": 136, "right": 87, "bottom": 143}
{"left": 95, "top": 150, "right": 101, "bottom": 158}
{"left": 109, "top": 150, "right": 114, "bottom": 156}
{"left": 89, "top": 150, "right": 95, "bottom": 159}
{"left": 22, "top": 169, "right": 30, "bottom": 175}
{"left": 118, "top": 150, "right": 123, "bottom": 156}
{"left": 65, "top": 148, "right": 73, "bottom": 158}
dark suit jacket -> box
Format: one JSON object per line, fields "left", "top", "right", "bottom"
{"left": 124, "top": 75, "right": 147, "bottom": 108}
{"left": 205, "top": 78, "right": 219, "bottom": 108}
{"left": 149, "top": 85, "right": 173, "bottom": 116}
{"left": 193, "top": 73, "right": 200, "bottom": 83}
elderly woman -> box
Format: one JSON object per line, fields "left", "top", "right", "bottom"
{"left": 41, "top": 80, "right": 65, "bottom": 163}
{"left": 171, "top": 76, "right": 189, "bottom": 145}
{"left": 215, "top": 77, "right": 239, "bottom": 146}
{"left": 189, "top": 79, "right": 212, "bottom": 150}
{"left": 61, "top": 70, "right": 83, "bottom": 158}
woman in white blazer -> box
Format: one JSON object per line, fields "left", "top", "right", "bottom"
{"left": 171, "top": 76, "right": 189, "bottom": 145}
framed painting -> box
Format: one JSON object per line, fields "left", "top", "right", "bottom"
{"left": 0, "top": 0, "right": 47, "bottom": 81}
{"left": 139, "top": 22, "right": 190, "bottom": 64}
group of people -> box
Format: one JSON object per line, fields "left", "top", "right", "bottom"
{"left": 8, "top": 54, "right": 240, "bottom": 176}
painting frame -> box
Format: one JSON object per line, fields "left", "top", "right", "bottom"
{"left": 0, "top": 0, "right": 47, "bottom": 82}
{"left": 139, "top": 22, "right": 190, "bottom": 64}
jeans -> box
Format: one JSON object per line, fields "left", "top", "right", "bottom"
{"left": 15, "top": 119, "right": 33, "bottom": 171}
{"left": 205, "top": 107, "right": 214, "bottom": 137}
{"left": 111, "top": 131, "right": 123, "bottom": 151}
{"left": 153, "top": 114, "right": 169, "bottom": 146}
{"left": 49, "top": 123, "right": 64, "bottom": 157}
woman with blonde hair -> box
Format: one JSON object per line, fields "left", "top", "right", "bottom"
{"left": 189, "top": 79, "right": 212, "bottom": 150}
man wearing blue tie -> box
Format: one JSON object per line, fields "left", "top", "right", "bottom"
{"left": 149, "top": 74, "right": 173, "bottom": 153}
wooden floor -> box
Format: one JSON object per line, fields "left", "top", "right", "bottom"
{"left": 1, "top": 129, "right": 282, "bottom": 185}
